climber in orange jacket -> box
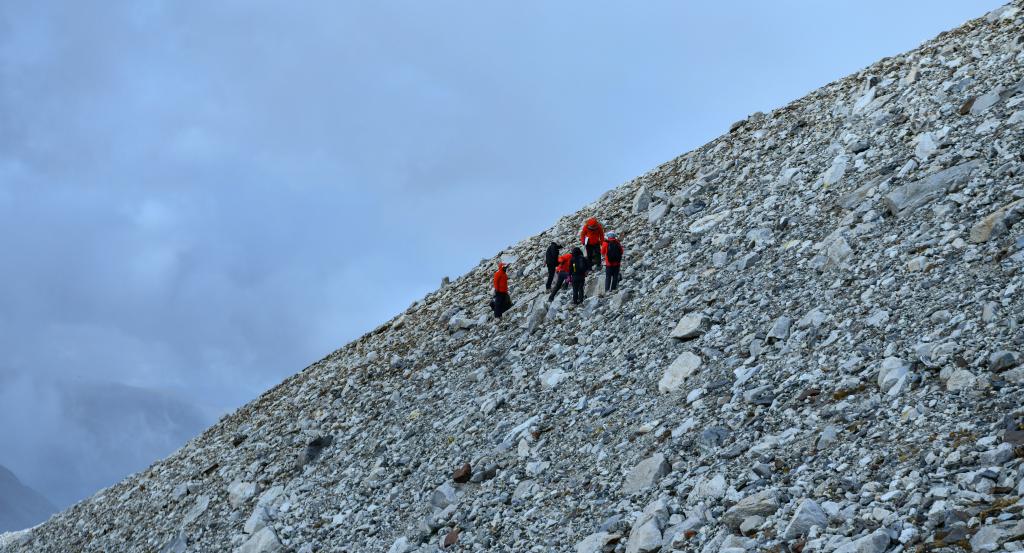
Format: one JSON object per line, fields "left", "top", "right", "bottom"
{"left": 490, "top": 262, "right": 512, "bottom": 318}
{"left": 580, "top": 217, "right": 605, "bottom": 270}
{"left": 601, "top": 231, "right": 624, "bottom": 293}
{"left": 547, "top": 252, "right": 573, "bottom": 302}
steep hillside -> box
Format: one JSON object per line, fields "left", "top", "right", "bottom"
{"left": 0, "top": 465, "right": 55, "bottom": 533}
{"left": 5, "top": 3, "right": 1024, "bottom": 552}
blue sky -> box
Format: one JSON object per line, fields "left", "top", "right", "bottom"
{"left": 0, "top": 0, "right": 1005, "bottom": 508}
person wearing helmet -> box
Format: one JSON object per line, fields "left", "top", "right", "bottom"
{"left": 579, "top": 217, "right": 605, "bottom": 271}
{"left": 601, "top": 231, "right": 625, "bottom": 293}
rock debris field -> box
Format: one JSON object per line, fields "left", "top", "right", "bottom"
{"left": 5, "top": 3, "right": 1024, "bottom": 552}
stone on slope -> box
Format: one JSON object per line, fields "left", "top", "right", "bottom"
{"left": 625, "top": 504, "right": 665, "bottom": 553}
{"left": 228, "top": 481, "right": 257, "bottom": 508}
{"left": 834, "top": 529, "right": 889, "bottom": 553}
{"left": 658, "top": 352, "right": 702, "bottom": 393}
{"left": 877, "top": 357, "right": 910, "bottom": 395}
{"left": 822, "top": 155, "right": 849, "bottom": 186}
{"left": 990, "top": 350, "right": 1022, "bottom": 372}
{"left": 609, "top": 289, "right": 632, "bottom": 310}
{"left": 721, "top": 491, "right": 780, "bottom": 529}
{"left": 670, "top": 313, "right": 707, "bottom": 340}
{"left": 622, "top": 453, "right": 670, "bottom": 494}
{"left": 632, "top": 186, "right": 651, "bottom": 214}
{"left": 882, "top": 160, "right": 982, "bottom": 218}
{"left": 647, "top": 203, "right": 670, "bottom": 224}
{"left": 783, "top": 499, "right": 828, "bottom": 539}
{"left": 970, "top": 88, "right": 1002, "bottom": 116}
{"left": 575, "top": 532, "right": 618, "bottom": 553}
{"left": 970, "top": 200, "right": 1023, "bottom": 243}
{"left": 540, "top": 368, "right": 568, "bottom": 389}
{"left": 946, "top": 369, "right": 977, "bottom": 391}
{"left": 235, "top": 527, "right": 283, "bottom": 553}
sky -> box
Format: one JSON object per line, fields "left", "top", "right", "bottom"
{"left": 0, "top": 0, "right": 1004, "bottom": 510}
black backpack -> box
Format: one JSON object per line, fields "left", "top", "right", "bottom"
{"left": 571, "top": 254, "right": 590, "bottom": 276}
{"left": 606, "top": 241, "right": 623, "bottom": 263}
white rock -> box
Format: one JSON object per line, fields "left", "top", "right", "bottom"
{"left": 877, "top": 357, "right": 910, "bottom": 394}
{"left": 228, "top": 481, "right": 258, "bottom": 508}
{"left": 688, "top": 473, "right": 726, "bottom": 503}
{"left": 670, "top": 313, "right": 707, "bottom": 340}
{"left": 539, "top": 368, "right": 568, "bottom": 389}
{"left": 822, "top": 155, "right": 849, "bottom": 186}
{"left": 914, "top": 132, "right": 940, "bottom": 160}
{"left": 658, "top": 352, "right": 702, "bottom": 393}
{"left": 945, "top": 369, "right": 977, "bottom": 391}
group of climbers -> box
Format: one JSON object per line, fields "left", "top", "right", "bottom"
{"left": 489, "top": 216, "right": 625, "bottom": 319}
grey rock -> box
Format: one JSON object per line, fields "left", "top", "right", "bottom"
{"left": 575, "top": 532, "right": 618, "bottom": 553}
{"left": 970, "top": 89, "right": 1002, "bottom": 116}
{"left": 721, "top": 491, "right": 780, "bottom": 529}
{"left": 833, "top": 529, "right": 889, "bottom": 553}
{"left": 648, "top": 203, "right": 670, "bottom": 224}
{"left": 979, "top": 443, "right": 1014, "bottom": 465}
{"left": 766, "top": 316, "right": 792, "bottom": 342}
{"left": 235, "top": 527, "right": 283, "bottom": 553}
{"left": 990, "top": 350, "right": 1021, "bottom": 372}
{"left": 632, "top": 186, "right": 651, "bottom": 214}
{"left": 883, "top": 160, "right": 982, "bottom": 218}
{"left": 622, "top": 453, "right": 670, "bottom": 494}
{"left": 783, "top": 499, "right": 828, "bottom": 539}
{"left": 670, "top": 313, "right": 707, "bottom": 340}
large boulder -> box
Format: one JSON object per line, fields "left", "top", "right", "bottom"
{"left": 883, "top": 160, "right": 982, "bottom": 218}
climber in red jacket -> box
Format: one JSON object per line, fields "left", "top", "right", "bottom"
{"left": 547, "top": 253, "right": 573, "bottom": 302}
{"left": 580, "top": 217, "right": 605, "bottom": 270}
{"left": 490, "top": 262, "right": 512, "bottom": 318}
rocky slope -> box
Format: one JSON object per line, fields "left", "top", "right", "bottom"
{"left": 0, "top": 465, "right": 55, "bottom": 533}
{"left": 4, "top": 3, "right": 1024, "bottom": 552}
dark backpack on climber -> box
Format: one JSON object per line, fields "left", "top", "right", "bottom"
{"left": 606, "top": 241, "right": 623, "bottom": 264}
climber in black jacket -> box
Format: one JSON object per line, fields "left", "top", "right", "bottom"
{"left": 544, "top": 242, "right": 562, "bottom": 290}
{"left": 569, "top": 247, "right": 591, "bottom": 305}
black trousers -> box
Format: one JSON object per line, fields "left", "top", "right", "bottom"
{"left": 605, "top": 265, "right": 621, "bottom": 292}
{"left": 572, "top": 276, "right": 585, "bottom": 304}
{"left": 491, "top": 292, "right": 511, "bottom": 318}
{"left": 585, "top": 244, "right": 601, "bottom": 269}
{"left": 545, "top": 265, "right": 556, "bottom": 290}
{"left": 548, "top": 272, "right": 568, "bottom": 302}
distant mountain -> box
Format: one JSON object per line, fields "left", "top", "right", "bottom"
{"left": 0, "top": 464, "right": 55, "bottom": 532}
